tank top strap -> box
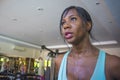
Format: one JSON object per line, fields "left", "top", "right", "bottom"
{"left": 58, "top": 51, "right": 70, "bottom": 80}
{"left": 91, "top": 50, "right": 106, "bottom": 80}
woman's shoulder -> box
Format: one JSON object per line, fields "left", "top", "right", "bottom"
{"left": 53, "top": 51, "right": 67, "bottom": 79}
{"left": 106, "top": 53, "right": 120, "bottom": 66}
{"left": 106, "top": 53, "right": 120, "bottom": 79}
{"left": 54, "top": 51, "right": 67, "bottom": 64}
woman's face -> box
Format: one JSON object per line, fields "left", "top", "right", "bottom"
{"left": 61, "top": 9, "right": 88, "bottom": 45}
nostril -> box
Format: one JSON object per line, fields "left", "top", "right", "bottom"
{"left": 63, "top": 24, "right": 70, "bottom": 29}
{"left": 64, "top": 26, "right": 68, "bottom": 29}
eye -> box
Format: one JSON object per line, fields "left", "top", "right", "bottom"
{"left": 71, "top": 17, "right": 77, "bottom": 22}
{"left": 61, "top": 21, "right": 65, "bottom": 26}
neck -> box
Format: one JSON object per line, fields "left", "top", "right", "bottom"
{"left": 71, "top": 38, "right": 97, "bottom": 56}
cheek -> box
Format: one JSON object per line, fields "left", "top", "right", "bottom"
{"left": 61, "top": 28, "right": 65, "bottom": 36}
{"left": 73, "top": 24, "right": 82, "bottom": 32}
{"left": 74, "top": 25, "right": 85, "bottom": 37}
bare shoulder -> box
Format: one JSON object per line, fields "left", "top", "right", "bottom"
{"left": 106, "top": 53, "right": 120, "bottom": 79}
{"left": 54, "top": 51, "right": 66, "bottom": 65}
{"left": 53, "top": 51, "right": 66, "bottom": 79}
{"left": 106, "top": 53, "right": 120, "bottom": 67}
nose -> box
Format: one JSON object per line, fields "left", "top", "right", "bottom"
{"left": 63, "top": 22, "right": 71, "bottom": 29}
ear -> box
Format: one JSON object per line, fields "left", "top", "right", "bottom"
{"left": 86, "top": 22, "right": 92, "bottom": 32}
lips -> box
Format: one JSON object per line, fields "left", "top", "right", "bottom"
{"left": 64, "top": 32, "right": 73, "bottom": 39}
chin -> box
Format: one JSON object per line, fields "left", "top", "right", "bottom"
{"left": 66, "top": 39, "right": 74, "bottom": 44}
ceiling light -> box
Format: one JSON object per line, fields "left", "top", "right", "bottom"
{"left": 0, "top": 35, "right": 41, "bottom": 49}
{"left": 47, "top": 40, "right": 118, "bottom": 49}
{"left": 47, "top": 45, "right": 72, "bottom": 49}
{"left": 92, "top": 40, "right": 117, "bottom": 46}
{"left": 0, "top": 35, "right": 118, "bottom": 49}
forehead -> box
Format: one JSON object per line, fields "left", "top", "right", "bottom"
{"left": 63, "top": 8, "right": 79, "bottom": 18}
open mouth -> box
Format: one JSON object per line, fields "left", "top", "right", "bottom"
{"left": 65, "top": 32, "right": 73, "bottom": 39}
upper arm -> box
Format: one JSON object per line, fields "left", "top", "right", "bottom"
{"left": 54, "top": 54, "right": 64, "bottom": 80}
{"left": 107, "top": 55, "right": 120, "bottom": 80}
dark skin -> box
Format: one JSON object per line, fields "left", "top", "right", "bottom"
{"left": 54, "top": 9, "right": 120, "bottom": 80}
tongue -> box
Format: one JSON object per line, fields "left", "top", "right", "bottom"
{"left": 65, "top": 33, "right": 72, "bottom": 39}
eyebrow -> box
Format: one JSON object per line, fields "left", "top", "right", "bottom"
{"left": 62, "top": 14, "right": 78, "bottom": 20}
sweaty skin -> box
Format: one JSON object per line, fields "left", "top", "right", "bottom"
{"left": 55, "top": 8, "right": 120, "bottom": 80}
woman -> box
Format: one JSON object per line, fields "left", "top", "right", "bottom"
{"left": 54, "top": 6, "right": 120, "bottom": 80}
